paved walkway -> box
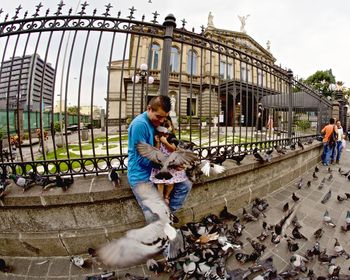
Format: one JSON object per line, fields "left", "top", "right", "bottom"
{"left": 1, "top": 147, "right": 350, "bottom": 279}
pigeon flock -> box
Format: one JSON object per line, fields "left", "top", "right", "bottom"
{"left": 95, "top": 150, "right": 350, "bottom": 279}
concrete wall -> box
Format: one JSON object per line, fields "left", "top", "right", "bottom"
{"left": 0, "top": 143, "right": 322, "bottom": 256}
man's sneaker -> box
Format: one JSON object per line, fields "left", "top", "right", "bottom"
{"left": 336, "top": 160, "right": 339, "bottom": 164}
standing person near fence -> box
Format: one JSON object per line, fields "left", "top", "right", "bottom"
{"left": 330, "top": 120, "right": 344, "bottom": 164}
{"left": 127, "top": 96, "right": 192, "bottom": 223}
{"left": 321, "top": 118, "right": 338, "bottom": 166}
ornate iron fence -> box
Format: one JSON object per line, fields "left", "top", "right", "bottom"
{"left": 0, "top": 2, "right": 331, "bottom": 178}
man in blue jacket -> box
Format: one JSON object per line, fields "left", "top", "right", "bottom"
{"left": 127, "top": 95, "right": 192, "bottom": 222}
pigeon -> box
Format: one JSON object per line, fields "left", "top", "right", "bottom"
{"left": 328, "top": 265, "right": 341, "bottom": 278}
{"left": 323, "top": 210, "right": 336, "bottom": 227}
{"left": 137, "top": 142, "right": 197, "bottom": 180}
{"left": 0, "top": 258, "right": 12, "bottom": 273}
{"left": 55, "top": 175, "right": 74, "bottom": 191}
{"left": 312, "top": 172, "right": 318, "bottom": 179}
{"left": 200, "top": 160, "right": 226, "bottom": 177}
{"left": 171, "top": 139, "right": 196, "bottom": 150}
{"left": 292, "top": 226, "right": 307, "bottom": 240}
{"left": 27, "top": 172, "right": 56, "bottom": 190}
{"left": 313, "top": 228, "right": 323, "bottom": 239}
{"left": 98, "top": 182, "right": 179, "bottom": 268}
{"left": 321, "top": 190, "right": 331, "bottom": 204}
{"left": 253, "top": 148, "right": 268, "bottom": 164}
{"left": 282, "top": 202, "right": 289, "bottom": 212}
{"left": 70, "top": 255, "right": 92, "bottom": 269}
{"left": 229, "top": 153, "right": 247, "bottom": 165}
{"left": 292, "top": 192, "right": 300, "bottom": 202}
{"left": 242, "top": 207, "right": 257, "bottom": 222}
{"left": 306, "top": 180, "right": 311, "bottom": 187}
{"left": 108, "top": 167, "right": 120, "bottom": 187}
{"left": 9, "top": 174, "right": 35, "bottom": 191}
{"left": 219, "top": 206, "right": 238, "bottom": 222}
{"left": 337, "top": 194, "right": 347, "bottom": 202}
{"left": 290, "top": 142, "right": 296, "bottom": 150}
{"left": 290, "top": 254, "right": 308, "bottom": 271}
{"left": 287, "top": 239, "right": 299, "bottom": 252}
{"left": 0, "top": 179, "right": 10, "bottom": 198}
{"left": 246, "top": 237, "right": 266, "bottom": 256}
{"left": 297, "top": 139, "right": 304, "bottom": 150}
{"left": 315, "top": 166, "right": 319, "bottom": 173}
{"left": 146, "top": 259, "right": 165, "bottom": 275}
{"left": 274, "top": 145, "right": 286, "bottom": 155}
{"left": 296, "top": 179, "right": 303, "bottom": 189}
{"left": 334, "top": 238, "right": 350, "bottom": 259}
{"left": 327, "top": 174, "right": 333, "bottom": 181}
{"left": 209, "top": 150, "right": 227, "bottom": 165}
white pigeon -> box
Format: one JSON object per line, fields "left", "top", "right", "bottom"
{"left": 200, "top": 160, "right": 226, "bottom": 177}
{"left": 323, "top": 210, "right": 336, "bottom": 227}
{"left": 98, "top": 182, "right": 180, "bottom": 268}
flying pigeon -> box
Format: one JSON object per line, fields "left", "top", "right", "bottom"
{"left": 0, "top": 179, "right": 10, "bottom": 198}
{"left": 137, "top": 142, "right": 197, "bottom": 180}
{"left": 108, "top": 167, "right": 120, "bottom": 187}
{"left": 200, "top": 160, "right": 226, "bottom": 177}
{"left": 98, "top": 182, "right": 180, "bottom": 268}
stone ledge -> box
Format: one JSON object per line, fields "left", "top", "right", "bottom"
{"left": 0, "top": 142, "right": 323, "bottom": 256}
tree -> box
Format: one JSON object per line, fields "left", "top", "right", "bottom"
{"left": 304, "top": 69, "right": 336, "bottom": 97}
{"left": 67, "top": 106, "right": 79, "bottom": 115}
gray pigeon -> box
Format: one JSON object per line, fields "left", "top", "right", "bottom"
{"left": 321, "top": 190, "right": 331, "bottom": 204}
{"left": 98, "top": 182, "right": 180, "bottom": 268}
{"left": 137, "top": 142, "right": 197, "bottom": 180}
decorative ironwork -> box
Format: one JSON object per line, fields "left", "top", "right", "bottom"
{"left": 0, "top": 2, "right": 331, "bottom": 180}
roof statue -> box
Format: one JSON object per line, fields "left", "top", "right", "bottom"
{"left": 208, "top": 11, "right": 214, "bottom": 27}
{"left": 238, "top": 14, "right": 250, "bottom": 33}
{"left": 266, "top": 40, "right": 271, "bottom": 51}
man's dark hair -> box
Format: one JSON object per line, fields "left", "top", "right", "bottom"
{"left": 148, "top": 95, "right": 171, "bottom": 113}
{"left": 329, "top": 118, "right": 335, "bottom": 124}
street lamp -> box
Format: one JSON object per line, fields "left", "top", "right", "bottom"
{"left": 132, "top": 63, "right": 154, "bottom": 112}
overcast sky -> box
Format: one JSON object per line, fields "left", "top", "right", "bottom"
{"left": 1, "top": 0, "right": 350, "bottom": 106}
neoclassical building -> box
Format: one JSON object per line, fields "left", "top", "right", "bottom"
{"left": 108, "top": 13, "right": 287, "bottom": 127}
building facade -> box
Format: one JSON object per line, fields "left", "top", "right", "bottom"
{"left": 0, "top": 54, "right": 55, "bottom": 111}
{"left": 108, "top": 15, "right": 289, "bottom": 127}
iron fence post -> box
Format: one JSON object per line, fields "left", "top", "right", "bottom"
{"left": 159, "top": 14, "right": 176, "bottom": 96}
{"left": 287, "top": 69, "right": 293, "bottom": 141}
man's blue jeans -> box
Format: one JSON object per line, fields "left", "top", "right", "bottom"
{"left": 321, "top": 143, "right": 333, "bottom": 165}
{"left": 331, "top": 141, "right": 343, "bottom": 162}
{"left": 131, "top": 179, "right": 192, "bottom": 223}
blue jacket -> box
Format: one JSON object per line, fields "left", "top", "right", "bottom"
{"left": 127, "top": 112, "right": 155, "bottom": 187}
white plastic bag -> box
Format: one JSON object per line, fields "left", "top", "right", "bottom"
{"left": 342, "top": 139, "right": 346, "bottom": 149}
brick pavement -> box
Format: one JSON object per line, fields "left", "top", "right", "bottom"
{"left": 1, "top": 147, "right": 350, "bottom": 279}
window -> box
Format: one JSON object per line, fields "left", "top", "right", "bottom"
{"left": 170, "top": 47, "right": 179, "bottom": 72}
{"left": 186, "top": 97, "right": 197, "bottom": 116}
{"left": 220, "top": 61, "right": 232, "bottom": 80}
{"left": 149, "top": 44, "right": 160, "bottom": 70}
{"left": 187, "top": 50, "right": 197, "bottom": 75}
{"left": 241, "top": 62, "right": 249, "bottom": 82}
{"left": 257, "top": 69, "right": 264, "bottom": 86}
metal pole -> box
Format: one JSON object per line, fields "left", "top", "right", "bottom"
{"left": 141, "top": 77, "right": 145, "bottom": 113}
{"left": 287, "top": 69, "right": 293, "bottom": 142}
{"left": 159, "top": 14, "right": 176, "bottom": 96}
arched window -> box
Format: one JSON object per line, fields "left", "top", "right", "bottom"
{"left": 149, "top": 44, "right": 160, "bottom": 70}
{"left": 187, "top": 50, "right": 197, "bottom": 75}
{"left": 170, "top": 47, "right": 179, "bottom": 72}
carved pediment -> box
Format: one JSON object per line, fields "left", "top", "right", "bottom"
{"left": 205, "top": 27, "right": 276, "bottom": 63}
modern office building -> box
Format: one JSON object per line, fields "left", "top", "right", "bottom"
{"left": 0, "top": 54, "right": 55, "bottom": 111}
